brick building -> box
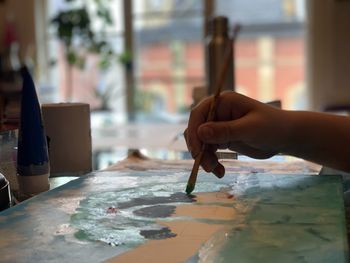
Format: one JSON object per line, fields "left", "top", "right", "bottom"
{"left": 135, "top": 0, "right": 306, "bottom": 113}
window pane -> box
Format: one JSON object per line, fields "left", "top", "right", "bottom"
{"left": 45, "top": 0, "right": 125, "bottom": 119}
{"left": 215, "top": 0, "right": 307, "bottom": 110}
{"left": 133, "top": 0, "right": 204, "bottom": 120}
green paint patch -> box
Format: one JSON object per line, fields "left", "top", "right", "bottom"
{"left": 74, "top": 229, "right": 91, "bottom": 241}
{"left": 69, "top": 175, "right": 227, "bottom": 248}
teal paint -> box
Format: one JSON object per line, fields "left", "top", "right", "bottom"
{"left": 0, "top": 170, "right": 348, "bottom": 262}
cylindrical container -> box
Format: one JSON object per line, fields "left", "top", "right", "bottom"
{"left": 41, "top": 103, "right": 92, "bottom": 176}
{"left": 205, "top": 16, "right": 234, "bottom": 94}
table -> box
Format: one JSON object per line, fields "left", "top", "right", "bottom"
{"left": 91, "top": 123, "right": 189, "bottom": 170}
{"left": 0, "top": 157, "right": 348, "bottom": 262}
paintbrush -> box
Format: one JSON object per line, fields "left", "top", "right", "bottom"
{"left": 186, "top": 25, "right": 240, "bottom": 194}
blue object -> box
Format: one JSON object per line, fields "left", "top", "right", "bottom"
{"left": 17, "top": 66, "right": 49, "bottom": 175}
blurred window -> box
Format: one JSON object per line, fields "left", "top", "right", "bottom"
{"left": 215, "top": 0, "right": 306, "bottom": 109}
{"left": 37, "top": 0, "right": 307, "bottom": 169}
{"left": 41, "top": 0, "right": 307, "bottom": 122}
{"left": 44, "top": 0, "right": 126, "bottom": 121}
{"left": 132, "top": 0, "right": 205, "bottom": 121}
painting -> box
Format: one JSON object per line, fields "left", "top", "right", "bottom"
{"left": 0, "top": 169, "right": 348, "bottom": 262}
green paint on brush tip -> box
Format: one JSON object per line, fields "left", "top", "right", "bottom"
{"left": 186, "top": 183, "right": 195, "bottom": 194}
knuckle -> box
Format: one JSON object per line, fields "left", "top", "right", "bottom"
{"left": 190, "top": 97, "right": 211, "bottom": 117}
{"left": 191, "top": 150, "right": 198, "bottom": 159}
{"left": 189, "top": 107, "right": 200, "bottom": 120}
{"left": 183, "top": 129, "right": 188, "bottom": 141}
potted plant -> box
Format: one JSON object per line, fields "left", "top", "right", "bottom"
{"left": 50, "top": 0, "right": 119, "bottom": 102}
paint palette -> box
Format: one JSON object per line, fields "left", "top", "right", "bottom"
{"left": 0, "top": 170, "right": 348, "bottom": 262}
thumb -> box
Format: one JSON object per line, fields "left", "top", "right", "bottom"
{"left": 198, "top": 120, "right": 245, "bottom": 144}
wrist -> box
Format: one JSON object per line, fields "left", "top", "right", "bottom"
{"left": 278, "top": 110, "right": 299, "bottom": 155}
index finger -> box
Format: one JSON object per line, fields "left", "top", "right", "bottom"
{"left": 186, "top": 97, "right": 212, "bottom": 157}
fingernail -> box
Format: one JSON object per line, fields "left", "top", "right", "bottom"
{"left": 213, "top": 164, "right": 225, "bottom": 178}
{"left": 199, "top": 126, "right": 214, "bottom": 141}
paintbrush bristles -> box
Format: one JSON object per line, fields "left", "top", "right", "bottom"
{"left": 186, "top": 151, "right": 203, "bottom": 194}
{"left": 185, "top": 38, "right": 234, "bottom": 194}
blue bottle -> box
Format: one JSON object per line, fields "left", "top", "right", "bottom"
{"left": 17, "top": 66, "right": 50, "bottom": 198}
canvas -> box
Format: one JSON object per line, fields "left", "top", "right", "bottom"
{"left": 0, "top": 169, "right": 348, "bottom": 262}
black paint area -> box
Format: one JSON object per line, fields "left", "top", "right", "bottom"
{"left": 140, "top": 227, "right": 177, "bottom": 240}
{"left": 118, "top": 192, "right": 194, "bottom": 209}
{"left": 134, "top": 205, "right": 176, "bottom": 218}
{"left": 305, "top": 227, "right": 332, "bottom": 242}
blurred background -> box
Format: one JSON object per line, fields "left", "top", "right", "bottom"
{"left": 0, "top": 0, "right": 349, "bottom": 169}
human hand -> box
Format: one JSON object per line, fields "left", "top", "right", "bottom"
{"left": 184, "top": 92, "right": 290, "bottom": 178}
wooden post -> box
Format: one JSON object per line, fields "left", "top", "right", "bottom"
{"left": 203, "top": 0, "right": 215, "bottom": 38}
{"left": 123, "top": 0, "right": 135, "bottom": 121}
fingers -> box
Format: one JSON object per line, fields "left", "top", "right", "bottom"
{"left": 197, "top": 119, "right": 277, "bottom": 159}
{"left": 186, "top": 98, "right": 212, "bottom": 157}
{"left": 197, "top": 119, "right": 247, "bottom": 145}
{"left": 228, "top": 141, "right": 277, "bottom": 159}
{"left": 185, "top": 92, "right": 270, "bottom": 178}
{"left": 213, "top": 162, "right": 225, "bottom": 178}
{"left": 185, "top": 129, "right": 226, "bottom": 178}
{"left": 185, "top": 92, "right": 254, "bottom": 157}
{"left": 200, "top": 147, "right": 225, "bottom": 178}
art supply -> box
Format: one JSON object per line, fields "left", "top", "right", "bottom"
{"left": 16, "top": 66, "right": 50, "bottom": 198}
{"left": 205, "top": 16, "right": 233, "bottom": 94}
{"left": 41, "top": 103, "right": 92, "bottom": 176}
{"left": 186, "top": 26, "right": 240, "bottom": 194}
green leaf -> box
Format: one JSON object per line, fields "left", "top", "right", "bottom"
{"left": 118, "top": 50, "right": 132, "bottom": 65}
{"left": 50, "top": 3, "right": 116, "bottom": 70}
{"left": 66, "top": 51, "right": 77, "bottom": 65}
{"left": 76, "top": 56, "right": 86, "bottom": 69}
